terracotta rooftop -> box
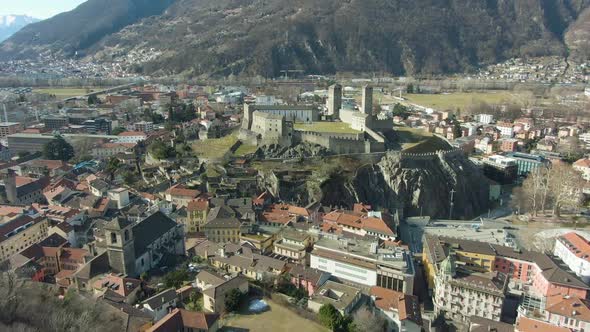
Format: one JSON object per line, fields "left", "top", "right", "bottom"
{"left": 545, "top": 295, "right": 590, "bottom": 322}
{"left": 558, "top": 232, "right": 590, "bottom": 262}
{"left": 370, "top": 286, "right": 422, "bottom": 325}
{"left": 515, "top": 316, "right": 569, "bottom": 332}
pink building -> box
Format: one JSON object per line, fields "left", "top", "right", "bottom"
{"left": 289, "top": 264, "right": 330, "bottom": 297}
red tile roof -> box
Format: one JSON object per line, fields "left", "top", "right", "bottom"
{"left": 187, "top": 200, "right": 209, "bottom": 212}
{"left": 558, "top": 232, "right": 590, "bottom": 262}
{"left": 515, "top": 316, "right": 569, "bottom": 332}
{"left": 370, "top": 287, "right": 422, "bottom": 325}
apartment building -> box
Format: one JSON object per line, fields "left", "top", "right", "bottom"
{"left": 0, "top": 214, "right": 49, "bottom": 261}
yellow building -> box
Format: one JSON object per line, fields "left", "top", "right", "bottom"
{"left": 187, "top": 200, "right": 210, "bottom": 233}
{"left": 240, "top": 232, "right": 275, "bottom": 254}
{"left": 422, "top": 234, "right": 497, "bottom": 291}
{"left": 0, "top": 215, "right": 48, "bottom": 261}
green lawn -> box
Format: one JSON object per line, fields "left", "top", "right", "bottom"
{"left": 233, "top": 142, "right": 258, "bottom": 157}
{"left": 33, "top": 87, "right": 106, "bottom": 99}
{"left": 222, "top": 299, "right": 327, "bottom": 332}
{"left": 393, "top": 126, "right": 451, "bottom": 153}
{"left": 192, "top": 134, "right": 239, "bottom": 160}
{"left": 403, "top": 92, "right": 520, "bottom": 111}
{"left": 294, "top": 122, "right": 360, "bottom": 134}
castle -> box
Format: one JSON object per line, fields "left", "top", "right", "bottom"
{"left": 239, "top": 84, "right": 393, "bottom": 154}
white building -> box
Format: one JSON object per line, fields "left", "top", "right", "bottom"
{"left": 117, "top": 131, "right": 147, "bottom": 144}
{"left": 476, "top": 114, "right": 494, "bottom": 124}
{"left": 107, "top": 188, "right": 130, "bottom": 209}
{"left": 133, "top": 121, "right": 154, "bottom": 133}
{"left": 496, "top": 123, "right": 514, "bottom": 137}
{"left": 574, "top": 159, "right": 590, "bottom": 182}
{"left": 141, "top": 288, "right": 178, "bottom": 320}
{"left": 371, "top": 286, "right": 422, "bottom": 332}
{"left": 554, "top": 232, "right": 590, "bottom": 283}
{"left": 310, "top": 236, "right": 415, "bottom": 294}
{"left": 433, "top": 255, "right": 507, "bottom": 323}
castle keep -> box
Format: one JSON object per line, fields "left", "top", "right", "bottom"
{"left": 239, "top": 84, "right": 392, "bottom": 154}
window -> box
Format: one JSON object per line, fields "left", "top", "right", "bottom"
{"left": 110, "top": 232, "right": 117, "bottom": 244}
{"left": 124, "top": 230, "right": 130, "bottom": 241}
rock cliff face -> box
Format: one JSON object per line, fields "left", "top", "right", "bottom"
{"left": 349, "top": 150, "right": 490, "bottom": 219}
{"left": 258, "top": 150, "right": 489, "bottom": 220}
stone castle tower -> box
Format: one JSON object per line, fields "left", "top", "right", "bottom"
{"left": 327, "top": 84, "right": 342, "bottom": 118}
{"left": 362, "top": 85, "right": 373, "bottom": 115}
{"left": 4, "top": 169, "right": 17, "bottom": 204}
{"left": 105, "top": 216, "right": 136, "bottom": 276}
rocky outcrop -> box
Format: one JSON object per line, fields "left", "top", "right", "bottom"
{"left": 255, "top": 143, "right": 331, "bottom": 160}
{"left": 257, "top": 150, "right": 489, "bottom": 219}
{"left": 349, "top": 150, "right": 490, "bottom": 219}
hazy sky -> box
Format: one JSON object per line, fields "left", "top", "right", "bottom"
{"left": 0, "top": 0, "right": 87, "bottom": 19}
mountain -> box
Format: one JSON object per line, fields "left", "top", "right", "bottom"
{"left": 1, "top": 0, "right": 590, "bottom": 77}
{"left": 0, "top": 0, "right": 176, "bottom": 58}
{"left": 0, "top": 15, "right": 39, "bottom": 42}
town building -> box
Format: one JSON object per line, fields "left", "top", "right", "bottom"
{"left": 203, "top": 206, "right": 241, "bottom": 243}
{"left": 310, "top": 236, "right": 415, "bottom": 294}
{"left": 164, "top": 185, "right": 200, "bottom": 208}
{"left": 142, "top": 288, "right": 178, "bottom": 321}
{"left": 0, "top": 122, "right": 23, "bottom": 138}
{"left": 288, "top": 264, "right": 331, "bottom": 297}
{"left": 147, "top": 309, "right": 220, "bottom": 332}
{"left": 0, "top": 214, "right": 49, "bottom": 261}
{"left": 200, "top": 274, "right": 248, "bottom": 313}
{"left": 133, "top": 121, "right": 154, "bottom": 133}
{"left": 370, "top": 286, "right": 422, "bottom": 332}
{"left": 574, "top": 159, "right": 590, "bottom": 181}
{"left": 186, "top": 200, "right": 210, "bottom": 233}
{"left": 482, "top": 155, "right": 518, "bottom": 184}
{"left": 272, "top": 229, "right": 312, "bottom": 263}
{"left": 103, "top": 212, "right": 185, "bottom": 277}
{"left": 505, "top": 152, "right": 548, "bottom": 176}
{"left": 117, "top": 131, "right": 147, "bottom": 144}
{"left": 307, "top": 280, "right": 362, "bottom": 316}
{"left": 554, "top": 232, "right": 590, "bottom": 283}
{"left": 433, "top": 254, "right": 508, "bottom": 323}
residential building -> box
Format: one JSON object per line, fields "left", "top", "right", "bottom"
{"left": 574, "top": 159, "right": 590, "bottom": 181}
{"left": 134, "top": 121, "right": 155, "bottom": 133}
{"left": 7, "top": 133, "right": 57, "bottom": 153}
{"left": 499, "top": 138, "right": 518, "bottom": 152}
{"left": 17, "top": 159, "right": 72, "bottom": 177}
{"left": 147, "top": 309, "right": 220, "bottom": 332}
{"left": 515, "top": 316, "right": 570, "bottom": 332}
{"left": 186, "top": 200, "right": 209, "bottom": 233}
{"left": 475, "top": 114, "right": 494, "bottom": 124}
{"left": 3, "top": 172, "right": 46, "bottom": 205}
{"left": 202, "top": 275, "right": 248, "bottom": 313}
{"left": 544, "top": 295, "right": 590, "bottom": 331}
{"left": 433, "top": 254, "right": 507, "bottom": 323}
{"left": 288, "top": 264, "right": 331, "bottom": 297}
{"left": 92, "top": 273, "right": 142, "bottom": 304}
{"left": 164, "top": 185, "right": 200, "bottom": 208}
{"left": 142, "top": 288, "right": 178, "bottom": 321}
{"left": 554, "top": 232, "right": 590, "bottom": 283}
{"left": 117, "top": 131, "right": 147, "bottom": 144}
{"left": 496, "top": 122, "right": 514, "bottom": 137}
{"left": 307, "top": 281, "right": 362, "bottom": 316}
{"left": 323, "top": 208, "right": 396, "bottom": 241}
{"left": 272, "top": 229, "right": 311, "bottom": 263}
{"left": 203, "top": 206, "right": 241, "bottom": 243}
{"left": 0, "top": 122, "right": 23, "bottom": 138}
{"left": 0, "top": 214, "right": 49, "bottom": 261}
{"left": 92, "top": 142, "right": 136, "bottom": 159}
{"left": 370, "top": 286, "right": 422, "bottom": 332}
{"left": 210, "top": 244, "right": 286, "bottom": 281}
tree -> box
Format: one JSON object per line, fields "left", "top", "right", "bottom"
{"left": 224, "top": 289, "right": 243, "bottom": 313}
{"left": 111, "top": 127, "right": 127, "bottom": 135}
{"left": 163, "top": 270, "right": 189, "bottom": 289}
{"left": 87, "top": 95, "right": 99, "bottom": 105}
{"left": 106, "top": 157, "right": 121, "bottom": 181}
{"left": 548, "top": 163, "right": 584, "bottom": 217}
{"left": 351, "top": 307, "right": 386, "bottom": 332}
{"left": 319, "top": 304, "right": 342, "bottom": 330}
{"left": 519, "top": 163, "right": 584, "bottom": 217}
{"left": 43, "top": 135, "right": 75, "bottom": 161}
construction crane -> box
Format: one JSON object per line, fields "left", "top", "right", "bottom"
{"left": 392, "top": 87, "right": 404, "bottom": 99}
{"left": 279, "top": 69, "right": 304, "bottom": 80}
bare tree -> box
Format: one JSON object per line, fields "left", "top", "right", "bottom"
{"left": 548, "top": 163, "right": 584, "bottom": 217}
{"left": 352, "top": 307, "right": 387, "bottom": 332}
